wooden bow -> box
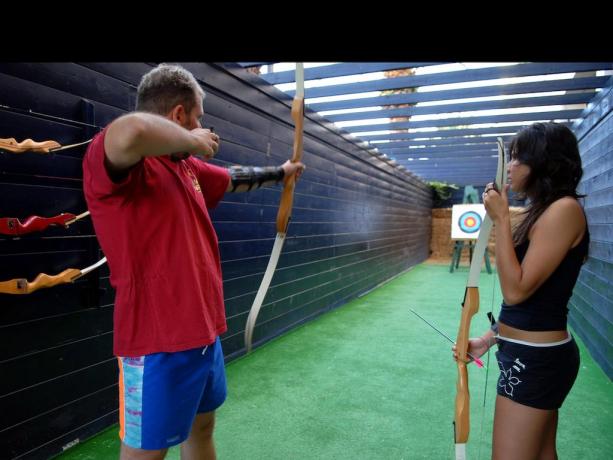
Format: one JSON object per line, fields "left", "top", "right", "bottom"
{"left": 0, "top": 137, "right": 91, "bottom": 154}
{"left": 0, "top": 257, "right": 107, "bottom": 295}
{"left": 244, "top": 63, "right": 305, "bottom": 353}
{"left": 454, "top": 138, "right": 507, "bottom": 459}
{"left": 0, "top": 211, "right": 90, "bottom": 236}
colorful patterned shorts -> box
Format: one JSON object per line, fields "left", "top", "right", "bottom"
{"left": 117, "top": 337, "right": 227, "bottom": 450}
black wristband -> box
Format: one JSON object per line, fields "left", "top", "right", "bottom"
{"left": 228, "top": 165, "right": 285, "bottom": 192}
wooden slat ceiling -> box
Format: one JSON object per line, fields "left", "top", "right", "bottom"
{"left": 238, "top": 62, "right": 613, "bottom": 187}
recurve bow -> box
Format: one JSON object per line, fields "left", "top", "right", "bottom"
{"left": 454, "top": 137, "right": 507, "bottom": 459}
{"left": 244, "top": 63, "right": 305, "bottom": 353}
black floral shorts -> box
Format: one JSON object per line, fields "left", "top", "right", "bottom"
{"left": 495, "top": 336, "right": 580, "bottom": 410}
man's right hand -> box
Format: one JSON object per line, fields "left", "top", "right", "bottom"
{"left": 188, "top": 128, "right": 220, "bottom": 160}
{"left": 105, "top": 113, "right": 222, "bottom": 171}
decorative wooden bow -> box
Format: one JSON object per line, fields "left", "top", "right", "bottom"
{"left": 0, "top": 257, "right": 107, "bottom": 295}
{"left": 0, "top": 211, "right": 90, "bottom": 236}
{"left": 0, "top": 137, "right": 91, "bottom": 154}
{"left": 454, "top": 137, "right": 507, "bottom": 460}
{"left": 244, "top": 63, "right": 305, "bottom": 353}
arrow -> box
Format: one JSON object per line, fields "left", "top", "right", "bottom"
{"left": 409, "top": 308, "right": 485, "bottom": 368}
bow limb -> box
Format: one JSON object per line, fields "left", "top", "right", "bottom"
{"left": 0, "top": 138, "right": 60, "bottom": 153}
{"left": 0, "top": 137, "right": 91, "bottom": 154}
{"left": 455, "top": 287, "right": 480, "bottom": 459}
{"left": 276, "top": 68, "right": 305, "bottom": 233}
{"left": 454, "top": 138, "right": 507, "bottom": 459}
{"left": 0, "top": 211, "right": 90, "bottom": 236}
{"left": 244, "top": 63, "right": 304, "bottom": 353}
{"left": 0, "top": 257, "right": 106, "bottom": 295}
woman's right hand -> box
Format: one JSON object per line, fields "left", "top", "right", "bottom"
{"left": 483, "top": 182, "right": 510, "bottom": 224}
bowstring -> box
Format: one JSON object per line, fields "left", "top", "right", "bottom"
{"left": 477, "top": 138, "right": 506, "bottom": 460}
{"left": 476, "top": 254, "right": 499, "bottom": 460}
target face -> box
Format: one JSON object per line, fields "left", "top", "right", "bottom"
{"left": 451, "top": 204, "right": 486, "bottom": 240}
{"left": 458, "top": 211, "right": 482, "bottom": 233}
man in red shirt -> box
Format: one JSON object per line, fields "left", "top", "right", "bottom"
{"left": 83, "top": 63, "right": 304, "bottom": 460}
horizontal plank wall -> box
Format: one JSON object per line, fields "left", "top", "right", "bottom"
{"left": 0, "top": 62, "right": 432, "bottom": 459}
{"left": 570, "top": 77, "right": 613, "bottom": 379}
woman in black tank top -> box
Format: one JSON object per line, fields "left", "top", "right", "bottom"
{"left": 460, "top": 122, "right": 588, "bottom": 459}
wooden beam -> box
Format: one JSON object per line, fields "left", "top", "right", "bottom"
{"left": 260, "top": 62, "right": 447, "bottom": 84}
{"left": 307, "top": 76, "right": 609, "bottom": 111}
{"left": 288, "top": 63, "right": 612, "bottom": 98}
{"left": 344, "top": 109, "right": 582, "bottom": 132}
{"left": 325, "top": 92, "right": 592, "bottom": 122}
{"left": 369, "top": 135, "right": 514, "bottom": 149}
{"left": 381, "top": 144, "right": 498, "bottom": 156}
{"left": 357, "top": 123, "right": 572, "bottom": 141}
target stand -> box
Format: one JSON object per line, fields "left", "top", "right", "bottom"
{"left": 449, "top": 240, "right": 492, "bottom": 273}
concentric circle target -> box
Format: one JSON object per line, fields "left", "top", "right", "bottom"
{"left": 458, "top": 211, "right": 482, "bottom": 234}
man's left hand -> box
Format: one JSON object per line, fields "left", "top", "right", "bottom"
{"left": 281, "top": 160, "right": 305, "bottom": 179}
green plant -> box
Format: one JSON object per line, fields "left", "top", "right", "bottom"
{"left": 428, "top": 181, "right": 459, "bottom": 207}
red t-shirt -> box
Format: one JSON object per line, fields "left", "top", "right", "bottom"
{"left": 83, "top": 129, "right": 230, "bottom": 356}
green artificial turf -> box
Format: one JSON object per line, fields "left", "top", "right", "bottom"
{"left": 58, "top": 263, "right": 612, "bottom": 459}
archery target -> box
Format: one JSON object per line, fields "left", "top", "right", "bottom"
{"left": 451, "top": 204, "right": 486, "bottom": 240}
{"left": 458, "top": 211, "right": 482, "bottom": 233}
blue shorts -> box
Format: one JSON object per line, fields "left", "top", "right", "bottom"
{"left": 117, "top": 337, "right": 227, "bottom": 450}
{"left": 495, "top": 335, "right": 579, "bottom": 410}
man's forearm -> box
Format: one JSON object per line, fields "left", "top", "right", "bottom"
{"left": 226, "top": 165, "right": 285, "bottom": 193}
{"left": 105, "top": 112, "right": 199, "bottom": 168}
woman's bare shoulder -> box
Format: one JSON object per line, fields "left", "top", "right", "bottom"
{"left": 534, "top": 197, "right": 586, "bottom": 244}
{"left": 546, "top": 197, "right": 585, "bottom": 220}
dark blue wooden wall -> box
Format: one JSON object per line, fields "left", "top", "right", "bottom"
{"left": 0, "top": 63, "right": 432, "bottom": 458}
{"left": 570, "top": 77, "right": 613, "bottom": 380}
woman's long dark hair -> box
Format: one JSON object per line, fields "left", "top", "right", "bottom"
{"left": 509, "top": 122, "right": 585, "bottom": 245}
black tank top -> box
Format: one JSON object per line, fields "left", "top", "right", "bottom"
{"left": 498, "top": 226, "right": 589, "bottom": 331}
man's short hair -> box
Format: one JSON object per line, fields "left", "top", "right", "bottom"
{"left": 136, "top": 64, "right": 204, "bottom": 115}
